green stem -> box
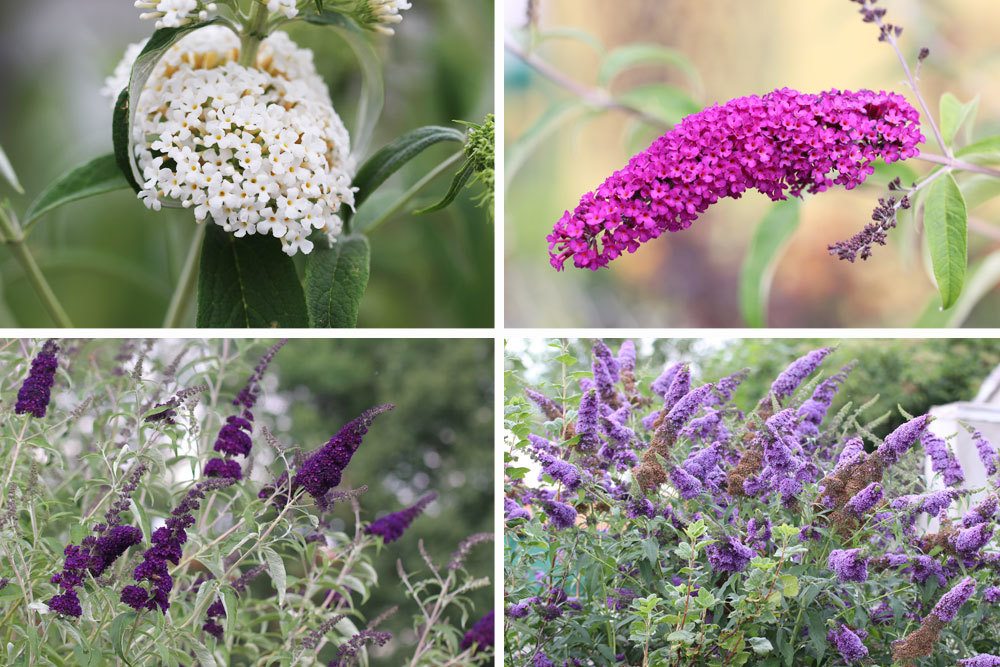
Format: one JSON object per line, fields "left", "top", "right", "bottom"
{"left": 239, "top": 0, "right": 270, "bottom": 67}
{"left": 0, "top": 209, "right": 73, "bottom": 327}
{"left": 163, "top": 224, "right": 206, "bottom": 327}
{"left": 355, "top": 151, "right": 465, "bottom": 235}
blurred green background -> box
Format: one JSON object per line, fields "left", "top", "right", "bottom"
{"left": 0, "top": 0, "right": 494, "bottom": 327}
{"left": 505, "top": 337, "right": 1000, "bottom": 439}
{"left": 504, "top": 0, "right": 1000, "bottom": 327}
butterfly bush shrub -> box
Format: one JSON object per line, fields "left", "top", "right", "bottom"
{"left": 0, "top": 0, "right": 494, "bottom": 328}
{"left": 504, "top": 339, "right": 1000, "bottom": 666}
{"left": 0, "top": 338, "right": 493, "bottom": 665}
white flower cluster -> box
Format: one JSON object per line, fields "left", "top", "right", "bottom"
{"left": 266, "top": 0, "right": 299, "bottom": 19}
{"left": 105, "top": 26, "right": 354, "bottom": 255}
{"left": 368, "top": 0, "right": 412, "bottom": 35}
{"left": 134, "top": 0, "right": 217, "bottom": 28}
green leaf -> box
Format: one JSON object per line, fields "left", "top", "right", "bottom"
{"left": 916, "top": 250, "right": 1000, "bottom": 327}
{"left": 303, "top": 234, "right": 370, "bottom": 328}
{"left": 189, "top": 638, "right": 217, "bottom": 667}
{"left": 641, "top": 537, "right": 659, "bottom": 566}
{"left": 960, "top": 174, "right": 1000, "bottom": 210}
{"left": 739, "top": 200, "right": 800, "bottom": 327}
{"left": 535, "top": 27, "right": 605, "bottom": 55}
{"left": 0, "top": 142, "right": 24, "bottom": 194}
{"left": 303, "top": 12, "right": 384, "bottom": 158}
{"left": 109, "top": 611, "right": 136, "bottom": 663}
{"left": 262, "top": 547, "right": 287, "bottom": 606}
{"left": 413, "top": 160, "right": 475, "bottom": 215}
{"left": 666, "top": 630, "right": 696, "bottom": 644}
{"left": 112, "top": 20, "right": 220, "bottom": 192}
{"left": 196, "top": 225, "right": 309, "bottom": 328}
{"left": 957, "top": 135, "right": 1000, "bottom": 163}
{"left": 924, "top": 173, "right": 968, "bottom": 309}
{"left": 939, "top": 93, "right": 978, "bottom": 147}
{"left": 24, "top": 154, "right": 128, "bottom": 225}
{"left": 221, "top": 587, "right": 238, "bottom": 636}
{"left": 615, "top": 83, "right": 700, "bottom": 127}
{"left": 778, "top": 574, "right": 799, "bottom": 598}
{"left": 350, "top": 126, "right": 466, "bottom": 217}
{"left": 598, "top": 43, "right": 701, "bottom": 92}
{"left": 748, "top": 637, "right": 773, "bottom": 656}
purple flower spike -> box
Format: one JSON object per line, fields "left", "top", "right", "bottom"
{"left": 960, "top": 656, "right": 1000, "bottom": 667}
{"left": 538, "top": 453, "right": 581, "bottom": 491}
{"left": 533, "top": 653, "right": 555, "bottom": 667}
{"left": 797, "top": 363, "right": 853, "bottom": 436}
{"left": 828, "top": 624, "right": 869, "bottom": 664}
{"left": 592, "top": 340, "right": 620, "bottom": 382}
{"left": 204, "top": 457, "right": 243, "bottom": 480}
{"left": 828, "top": 548, "right": 868, "bottom": 582}
{"left": 963, "top": 495, "right": 999, "bottom": 528}
{"left": 844, "top": 482, "right": 883, "bottom": 517}
{"left": 48, "top": 590, "right": 82, "bottom": 617}
{"left": 617, "top": 341, "right": 636, "bottom": 373}
{"left": 203, "top": 599, "right": 226, "bottom": 639}
{"left": 504, "top": 497, "right": 530, "bottom": 521}
{"left": 213, "top": 415, "right": 253, "bottom": 457}
{"left": 953, "top": 523, "right": 993, "bottom": 555}
{"left": 972, "top": 430, "right": 1000, "bottom": 476}
{"left": 459, "top": 610, "right": 494, "bottom": 653}
{"left": 874, "top": 415, "right": 930, "bottom": 467}
{"left": 544, "top": 500, "right": 577, "bottom": 530}
{"left": 576, "top": 389, "right": 601, "bottom": 451}
{"left": 662, "top": 365, "right": 691, "bottom": 411}
{"left": 233, "top": 339, "right": 286, "bottom": 411}
{"left": 669, "top": 466, "right": 703, "bottom": 500}
{"left": 921, "top": 432, "right": 965, "bottom": 486}
{"left": 548, "top": 88, "right": 922, "bottom": 271}
{"left": 984, "top": 587, "right": 1000, "bottom": 604}
{"left": 90, "top": 525, "right": 143, "bottom": 576}
{"left": 663, "top": 383, "right": 714, "bottom": 433}
{"left": 706, "top": 535, "right": 754, "bottom": 574}
{"left": 365, "top": 492, "right": 437, "bottom": 544}
{"left": 524, "top": 388, "right": 563, "bottom": 420}
{"left": 931, "top": 576, "right": 976, "bottom": 622}
{"left": 293, "top": 404, "right": 394, "bottom": 500}
{"left": 770, "top": 348, "right": 833, "bottom": 402}
{"left": 650, "top": 363, "right": 681, "bottom": 398}
{"left": 15, "top": 339, "right": 59, "bottom": 418}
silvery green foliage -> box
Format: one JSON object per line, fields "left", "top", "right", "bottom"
{"left": 504, "top": 340, "right": 1000, "bottom": 666}
{"left": 0, "top": 339, "right": 493, "bottom": 665}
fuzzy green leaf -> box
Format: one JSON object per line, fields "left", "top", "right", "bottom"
{"left": 939, "top": 92, "right": 978, "bottom": 147}
{"left": 109, "top": 611, "right": 136, "bottom": 663}
{"left": 598, "top": 43, "right": 700, "bottom": 91}
{"left": 413, "top": 160, "right": 475, "bottom": 215}
{"left": 303, "top": 234, "right": 370, "bottom": 328}
{"left": 262, "top": 547, "right": 287, "bottom": 606}
{"left": 924, "top": 172, "right": 968, "bottom": 309}
{"left": 748, "top": 637, "right": 773, "bottom": 656}
{"left": 189, "top": 638, "right": 217, "bottom": 667}
{"left": 739, "top": 199, "right": 800, "bottom": 327}
{"left": 24, "top": 154, "right": 128, "bottom": 225}
{"left": 196, "top": 225, "right": 308, "bottom": 328}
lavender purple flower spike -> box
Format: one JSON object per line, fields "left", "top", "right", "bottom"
{"left": 548, "top": 88, "right": 922, "bottom": 270}
{"left": 460, "top": 609, "right": 495, "bottom": 654}
{"left": 15, "top": 339, "right": 59, "bottom": 418}
{"left": 828, "top": 624, "right": 869, "bottom": 664}
{"left": 365, "top": 492, "right": 437, "bottom": 544}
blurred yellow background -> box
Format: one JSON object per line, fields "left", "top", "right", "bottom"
{"left": 505, "top": 0, "right": 1000, "bottom": 327}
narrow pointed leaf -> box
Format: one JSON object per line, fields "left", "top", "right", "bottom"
{"left": 739, "top": 200, "right": 800, "bottom": 328}
{"left": 939, "top": 92, "right": 978, "bottom": 147}
{"left": 262, "top": 547, "right": 287, "bottom": 606}
{"left": 196, "top": 225, "right": 309, "bottom": 328}
{"left": 413, "top": 160, "right": 475, "bottom": 215}
{"left": 24, "top": 155, "right": 129, "bottom": 225}
{"left": 924, "top": 172, "right": 968, "bottom": 310}
{"left": 304, "top": 234, "right": 370, "bottom": 328}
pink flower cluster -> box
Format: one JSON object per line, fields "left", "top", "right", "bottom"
{"left": 547, "top": 88, "right": 923, "bottom": 271}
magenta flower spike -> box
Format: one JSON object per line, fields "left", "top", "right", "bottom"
{"left": 548, "top": 88, "right": 922, "bottom": 271}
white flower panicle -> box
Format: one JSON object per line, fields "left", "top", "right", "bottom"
{"left": 105, "top": 26, "right": 354, "bottom": 255}
{"left": 367, "top": 0, "right": 412, "bottom": 35}
{"left": 266, "top": 0, "right": 300, "bottom": 19}
{"left": 134, "top": 0, "right": 218, "bottom": 28}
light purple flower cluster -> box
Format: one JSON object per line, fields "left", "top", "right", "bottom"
{"left": 504, "top": 497, "right": 530, "bottom": 521}
{"left": 121, "top": 477, "right": 237, "bottom": 613}
{"left": 706, "top": 535, "right": 754, "bottom": 574}
{"left": 844, "top": 482, "right": 883, "bottom": 517}
{"left": 538, "top": 452, "right": 581, "bottom": 490}
{"left": 544, "top": 500, "right": 577, "bottom": 530}
{"left": 827, "top": 624, "right": 869, "bottom": 664}
{"left": 14, "top": 339, "right": 59, "bottom": 418}
{"left": 576, "top": 389, "right": 601, "bottom": 451}
{"left": 547, "top": 88, "right": 922, "bottom": 271}
{"left": 459, "top": 610, "right": 495, "bottom": 653}
{"left": 930, "top": 576, "right": 976, "bottom": 622}
{"left": 874, "top": 415, "right": 930, "bottom": 467}
{"left": 364, "top": 492, "right": 436, "bottom": 544}
{"left": 770, "top": 348, "right": 833, "bottom": 402}
{"left": 650, "top": 363, "right": 682, "bottom": 399}
{"left": 525, "top": 388, "right": 563, "bottom": 420}
{"left": 921, "top": 432, "right": 965, "bottom": 486}
{"left": 828, "top": 548, "right": 868, "bottom": 582}
{"left": 984, "top": 586, "right": 1000, "bottom": 604}
{"left": 743, "top": 409, "right": 808, "bottom": 504}
{"left": 963, "top": 495, "right": 998, "bottom": 528}
{"left": 960, "top": 656, "right": 1000, "bottom": 667}
{"left": 972, "top": 429, "right": 1000, "bottom": 476}
{"left": 797, "top": 363, "right": 853, "bottom": 437}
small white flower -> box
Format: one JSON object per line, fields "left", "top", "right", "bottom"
{"left": 105, "top": 26, "right": 354, "bottom": 255}
{"left": 266, "top": 0, "right": 299, "bottom": 19}
{"left": 369, "top": 0, "right": 412, "bottom": 35}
